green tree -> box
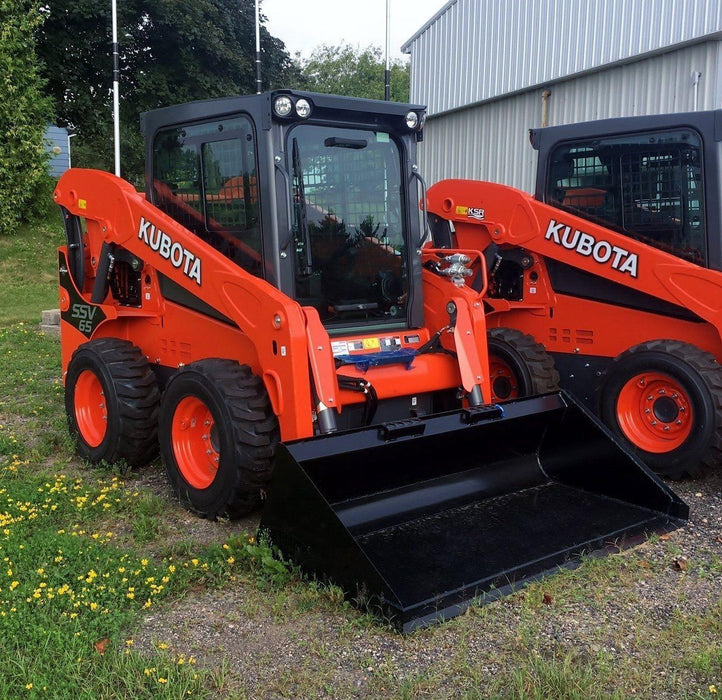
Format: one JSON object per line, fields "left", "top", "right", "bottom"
{"left": 299, "top": 43, "right": 410, "bottom": 102}
{"left": 36, "top": 0, "right": 301, "bottom": 183}
{"left": 0, "top": 0, "right": 52, "bottom": 235}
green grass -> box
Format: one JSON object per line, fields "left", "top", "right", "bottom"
{"left": 0, "top": 367, "right": 294, "bottom": 698}
{"left": 0, "top": 221, "right": 720, "bottom": 698}
{"left": 0, "top": 214, "right": 64, "bottom": 325}
{"left": 0, "top": 220, "right": 302, "bottom": 696}
{"left": 0, "top": 459, "right": 292, "bottom": 697}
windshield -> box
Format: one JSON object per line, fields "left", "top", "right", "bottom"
{"left": 290, "top": 124, "right": 407, "bottom": 327}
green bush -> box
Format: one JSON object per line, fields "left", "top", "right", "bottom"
{"left": 0, "top": 0, "right": 52, "bottom": 236}
{"left": 23, "top": 171, "right": 58, "bottom": 223}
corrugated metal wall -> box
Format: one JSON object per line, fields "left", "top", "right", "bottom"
{"left": 418, "top": 41, "right": 722, "bottom": 192}
{"left": 405, "top": 0, "right": 722, "bottom": 116}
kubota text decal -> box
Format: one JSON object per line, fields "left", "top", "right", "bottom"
{"left": 137, "top": 217, "right": 202, "bottom": 285}
{"left": 545, "top": 219, "right": 638, "bottom": 278}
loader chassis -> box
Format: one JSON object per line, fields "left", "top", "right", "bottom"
{"left": 56, "top": 91, "right": 687, "bottom": 630}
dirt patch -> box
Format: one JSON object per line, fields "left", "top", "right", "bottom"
{"left": 127, "top": 468, "right": 722, "bottom": 698}
{"left": 130, "top": 462, "right": 260, "bottom": 551}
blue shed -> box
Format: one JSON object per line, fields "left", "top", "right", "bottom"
{"left": 44, "top": 125, "right": 71, "bottom": 177}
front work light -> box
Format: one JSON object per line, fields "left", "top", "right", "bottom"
{"left": 405, "top": 111, "right": 419, "bottom": 130}
{"left": 295, "top": 98, "right": 312, "bottom": 118}
{"left": 274, "top": 96, "right": 293, "bottom": 118}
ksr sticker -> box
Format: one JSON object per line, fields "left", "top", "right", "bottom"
{"left": 455, "top": 205, "right": 485, "bottom": 220}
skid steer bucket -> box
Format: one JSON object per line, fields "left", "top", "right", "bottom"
{"left": 259, "top": 392, "right": 688, "bottom": 632}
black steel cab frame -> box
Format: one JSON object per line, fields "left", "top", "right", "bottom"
{"left": 141, "top": 90, "right": 428, "bottom": 334}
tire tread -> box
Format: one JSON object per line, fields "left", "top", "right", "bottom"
{"left": 66, "top": 338, "right": 160, "bottom": 467}
{"left": 161, "top": 359, "right": 279, "bottom": 520}
{"left": 488, "top": 327, "right": 560, "bottom": 395}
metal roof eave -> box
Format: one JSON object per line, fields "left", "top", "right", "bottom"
{"left": 401, "top": 0, "right": 458, "bottom": 54}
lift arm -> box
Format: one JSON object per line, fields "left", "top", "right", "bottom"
{"left": 427, "top": 179, "right": 722, "bottom": 343}
{"left": 55, "top": 168, "right": 319, "bottom": 440}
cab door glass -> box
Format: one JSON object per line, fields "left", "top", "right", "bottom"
{"left": 289, "top": 124, "right": 408, "bottom": 327}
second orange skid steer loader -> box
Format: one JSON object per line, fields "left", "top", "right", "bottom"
{"left": 55, "top": 91, "right": 686, "bottom": 631}
{"left": 427, "top": 110, "right": 722, "bottom": 481}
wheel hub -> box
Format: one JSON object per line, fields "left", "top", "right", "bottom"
{"left": 74, "top": 369, "right": 108, "bottom": 448}
{"left": 489, "top": 358, "right": 519, "bottom": 402}
{"left": 652, "top": 395, "right": 680, "bottom": 423}
{"left": 616, "top": 372, "right": 692, "bottom": 453}
{"left": 171, "top": 396, "right": 220, "bottom": 489}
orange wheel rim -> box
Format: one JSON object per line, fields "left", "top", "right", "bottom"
{"left": 489, "top": 357, "right": 519, "bottom": 402}
{"left": 171, "top": 396, "right": 219, "bottom": 489}
{"left": 74, "top": 369, "right": 107, "bottom": 447}
{"left": 616, "top": 372, "right": 693, "bottom": 453}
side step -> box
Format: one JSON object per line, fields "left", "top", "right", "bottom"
{"left": 259, "top": 392, "right": 688, "bottom": 632}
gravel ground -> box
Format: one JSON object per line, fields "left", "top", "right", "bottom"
{"left": 130, "top": 465, "right": 722, "bottom": 699}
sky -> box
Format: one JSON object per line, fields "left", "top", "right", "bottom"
{"left": 263, "top": 0, "right": 448, "bottom": 61}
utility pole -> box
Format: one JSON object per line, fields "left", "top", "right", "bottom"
{"left": 255, "top": 0, "right": 262, "bottom": 93}
{"left": 384, "top": 0, "right": 391, "bottom": 100}
{"left": 111, "top": 0, "right": 121, "bottom": 176}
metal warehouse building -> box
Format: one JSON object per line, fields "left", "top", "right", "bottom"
{"left": 402, "top": 0, "right": 722, "bottom": 192}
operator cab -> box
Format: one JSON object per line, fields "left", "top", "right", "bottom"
{"left": 531, "top": 110, "right": 722, "bottom": 271}
{"left": 142, "top": 90, "right": 427, "bottom": 333}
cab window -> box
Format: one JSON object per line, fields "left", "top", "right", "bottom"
{"left": 546, "top": 129, "right": 706, "bottom": 265}
{"left": 289, "top": 123, "right": 408, "bottom": 327}
{"left": 152, "top": 116, "right": 263, "bottom": 277}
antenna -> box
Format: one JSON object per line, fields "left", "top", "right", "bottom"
{"left": 255, "top": 0, "right": 262, "bottom": 94}
{"left": 111, "top": 0, "right": 120, "bottom": 175}
{"left": 384, "top": 0, "right": 391, "bottom": 101}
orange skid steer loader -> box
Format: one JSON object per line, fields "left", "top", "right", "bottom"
{"left": 55, "top": 91, "right": 686, "bottom": 631}
{"left": 427, "top": 109, "right": 722, "bottom": 482}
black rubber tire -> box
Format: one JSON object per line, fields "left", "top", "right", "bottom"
{"left": 159, "top": 359, "right": 279, "bottom": 520}
{"left": 599, "top": 340, "right": 722, "bottom": 479}
{"left": 65, "top": 338, "right": 160, "bottom": 467}
{"left": 487, "top": 328, "right": 560, "bottom": 401}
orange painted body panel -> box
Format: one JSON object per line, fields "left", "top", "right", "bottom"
{"left": 428, "top": 179, "right": 722, "bottom": 362}
{"left": 55, "top": 169, "right": 316, "bottom": 440}
{"left": 56, "top": 169, "right": 488, "bottom": 442}
{"left": 335, "top": 353, "right": 464, "bottom": 409}
{"left": 487, "top": 294, "right": 722, "bottom": 362}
